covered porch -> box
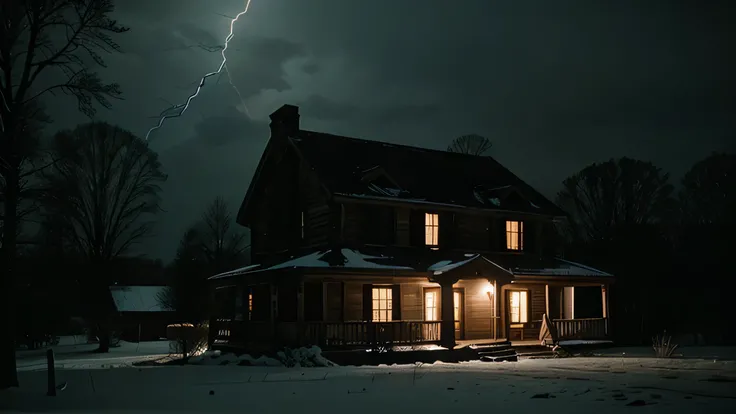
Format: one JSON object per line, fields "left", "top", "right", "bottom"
{"left": 207, "top": 248, "right": 613, "bottom": 351}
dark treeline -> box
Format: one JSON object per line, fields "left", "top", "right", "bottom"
{"left": 557, "top": 154, "right": 735, "bottom": 345}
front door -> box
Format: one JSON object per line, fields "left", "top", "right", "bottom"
{"left": 506, "top": 289, "right": 529, "bottom": 341}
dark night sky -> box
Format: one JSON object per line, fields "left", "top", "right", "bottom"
{"left": 43, "top": 0, "right": 735, "bottom": 261}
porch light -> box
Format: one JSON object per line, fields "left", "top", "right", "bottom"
{"left": 481, "top": 282, "right": 495, "bottom": 296}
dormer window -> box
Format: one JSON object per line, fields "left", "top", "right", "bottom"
{"left": 425, "top": 213, "right": 439, "bottom": 246}
{"left": 506, "top": 220, "right": 523, "bottom": 251}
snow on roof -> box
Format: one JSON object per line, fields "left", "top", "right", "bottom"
{"left": 511, "top": 258, "right": 612, "bottom": 277}
{"left": 109, "top": 286, "right": 173, "bottom": 312}
{"left": 334, "top": 193, "right": 464, "bottom": 208}
{"left": 339, "top": 249, "right": 414, "bottom": 270}
{"left": 210, "top": 248, "right": 414, "bottom": 279}
{"left": 211, "top": 264, "right": 261, "bottom": 279}
{"left": 428, "top": 254, "right": 480, "bottom": 275}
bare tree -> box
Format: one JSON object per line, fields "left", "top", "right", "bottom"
{"left": 40, "top": 122, "right": 166, "bottom": 352}
{"left": 0, "top": 0, "right": 128, "bottom": 388}
{"left": 160, "top": 197, "right": 249, "bottom": 323}
{"left": 198, "top": 196, "right": 249, "bottom": 274}
{"left": 679, "top": 152, "right": 736, "bottom": 225}
{"left": 556, "top": 157, "right": 674, "bottom": 241}
{"left": 447, "top": 134, "right": 492, "bottom": 156}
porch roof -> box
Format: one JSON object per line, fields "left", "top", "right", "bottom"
{"left": 483, "top": 253, "right": 613, "bottom": 278}
{"left": 209, "top": 247, "right": 613, "bottom": 281}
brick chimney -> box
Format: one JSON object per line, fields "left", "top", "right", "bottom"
{"left": 269, "top": 104, "right": 300, "bottom": 137}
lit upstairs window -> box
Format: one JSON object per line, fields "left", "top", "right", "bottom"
{"left": 506, "top": 220, "right": 523, "bottom": 251}
{"left": 425, "top": 213, "right": 439, "bottom": 246}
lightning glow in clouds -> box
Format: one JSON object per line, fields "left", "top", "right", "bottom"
{"left": 145, "top": 0, "right": 252, "bottom": 140}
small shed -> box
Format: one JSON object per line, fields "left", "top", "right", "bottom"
{"left": 109, "top": 285, "right": 175, "bottom": 341}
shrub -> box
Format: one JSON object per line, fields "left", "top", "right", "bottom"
{"left": 652, "top": 332, "right": 678, "bottom": 358}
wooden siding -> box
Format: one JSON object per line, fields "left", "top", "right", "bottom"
{"left": 312, "top": 276, "right": 501, "bottom": 341}
{"left": 250, "top": 148, "right": 336, "bottom": 261}
{"left": 454, "top": 214, "right": 491, "bottom": 250}
{"left": 334, "top": 198, "right": 553, "bottom": 253}
{"left": 324, "top": 282, "right": 343, "bottom": 321}
{"left": 395, "top": 208, "right": 411, "bottom": 246}
{"left": 298, "top": 158, "right": 335, "bottom": 246}
{"left": 400, "top": 283, "right": 423, "bottom": 320}
{"left": 344, "top": 282, "right": 363, "bottom": 321}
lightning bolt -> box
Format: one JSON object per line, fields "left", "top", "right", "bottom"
{"left": 145, "top": 0, "right": 252, "bottom": 140}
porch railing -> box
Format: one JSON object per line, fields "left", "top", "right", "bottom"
{"left": 210, "top": 319, "right": 441, "bottom": 348}
{"left": 211, "top": 319, "right": 271, "bottom": 345}
{"left": 304, "top": 321, "right": 441, "bottom": 347}
{"left": 551, "top": 317, "right": 608, "bottom": 340}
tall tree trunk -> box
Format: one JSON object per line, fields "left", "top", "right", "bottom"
{"left": 89, "top": 261, "right": 113, "bottom": 353}
{"left": 0, "top": 171, "right": 20, "bottom": 389}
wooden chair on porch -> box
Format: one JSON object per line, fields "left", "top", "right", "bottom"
{"left": 539, "top": 313, "right": 559, "bottom": 346}
{"left": 539, "top": 313, "right": 573, "bottom": 357}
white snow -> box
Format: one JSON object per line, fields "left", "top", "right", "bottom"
{"left": 269, "top": 251, "right": 332, "bottom": 270}
{"left": 15, "top": 340, "right": 172, "bottom": 372}
{"left": 109, "top": 286, "right": 173, "bottom": 312}
{"left": 212, "top": 249, "right": 413, "bottom": 279}
{"left": 208, "top": 264, "right": 261, "bottom": 279}
{"left": 558, "top": 339, "right": 614, "bottom": 346}
{"left": 188, "top": 346, "right": 336, "bottom": 368}
{"left": 339, "top": 249, "right": 414, "bottom": 270}
{"left": 512, "top": 258, "right": 612, "bottom": 277}
{"left": 4, "top": 353, "right": 736, "bottom": 413}
{"left": 367, "top": 183, "right": 403, "bottom": 197}
{"left": 429, "top": 255, "right": 480, "bottom": 275}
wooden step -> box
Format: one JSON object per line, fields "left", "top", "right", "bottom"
{"left": 480, "top": 354, "right": 518, "bottom": 362}
{"left": 470, "top": 341, "right": 512, "bottom": 350}
{"left": 478, "top": 348, "right": 517, "bottom": 358}
{"left": 516, "top": 350, "right": 555, "bottom": 357}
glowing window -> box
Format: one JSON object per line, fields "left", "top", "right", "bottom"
{"left": 425, "top": 213, "right": 439, "bottom": 246}
{"left": 453, "top": 291, "right": 462, "bottom": 332}
{"left": 509, "top": 291, "right": 528, "bottom": 323}
{"left": 424, "top": 290, "right": 439, "bottom": 321}
{"left": 506, "top": 220, "right": 523, "bottom": 251}
{"left": 372, "top": 287, "right": 393, "bottom": 322}
{"left": 248, "top": 292, "right": 253, "bottom": 320}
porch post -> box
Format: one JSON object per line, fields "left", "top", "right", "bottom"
{"left": 544, "top": 284, "right": 550, "bottom": 317}
{"left": 297, "top": 281, "right": 305, "bottom": 344}
{"left": 493, "top": 280, "right": 499, "bottom": 340}
{"left": 270, "top": 283, "right": 278, "bottom": 338}
{"left": 439, "top": 278, "right": 456, "bottom": 349}
{"left": 601, "top": 284, "right": 610, "bottom": 336}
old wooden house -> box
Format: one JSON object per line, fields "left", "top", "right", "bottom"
{"left": 208, "top": 104, "right": 613, "bottom": 353}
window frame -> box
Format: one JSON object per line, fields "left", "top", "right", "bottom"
{"left": 508, "top": 289, "right": 529, "bottom": 324}
{"left": 423, "top": 289, "right": 440, "bottom": 321}
{"left": 425, "top": 213, "right": 439, "bottom": 247}
{"left": 371, "top": 286, "right": 394, "bottom": 322}
{"left": 505, "top": 220, "right": 524, "bottom": 251}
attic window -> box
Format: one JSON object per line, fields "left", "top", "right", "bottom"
{"left": 425, "top": 213, "right": 439, "bottom": 247}
{"left": 506, "top": 220, "right": 523, "bottom": 251}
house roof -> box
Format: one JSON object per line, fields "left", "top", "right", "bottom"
{"left": 287, "top": 130, "right": 566, "bottom": 216}
{"left": 209, "top": 246, "right": 612, "bottom": 280}
{"left": 108, "top": 285, "right": 173, "bottom": 313}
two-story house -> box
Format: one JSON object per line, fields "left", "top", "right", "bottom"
{"left": 208, "top": 104, "right": 613, "bottom": 352}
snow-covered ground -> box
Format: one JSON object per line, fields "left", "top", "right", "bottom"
{"left": 2, "top": 352, "right": 736, "bottom": 413}
{"left": 15, "top": 339, "right": 172, "bottom": 372}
